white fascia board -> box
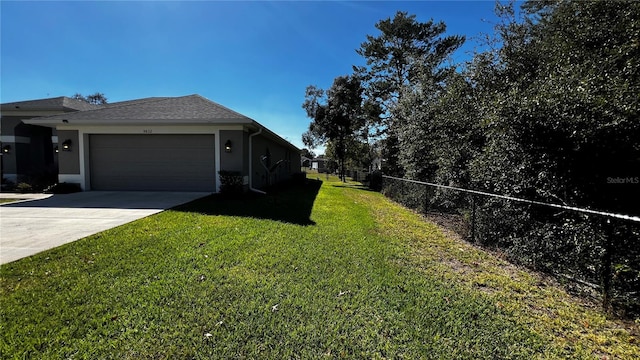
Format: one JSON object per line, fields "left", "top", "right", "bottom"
{"left": 58, "top": 124, "right": 244, "bottom": 134}
{"left": 1, "top": 110, "right": 67, "bottom": 117}
{"left": 24, "top": 118, "right": 253, "bottom": 126}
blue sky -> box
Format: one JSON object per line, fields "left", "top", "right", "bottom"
{"left": 1, "top": 1, "right": 504, "bottom": 151}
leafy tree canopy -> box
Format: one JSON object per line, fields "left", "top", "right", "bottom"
{"left": 301, "top": 148, "right": 316, "bottom": 160}
{"left": 355, "top": 11, "right": 464, "bottom": 113}
{"left": 354, "top": 11, "right": 464, "bottom": 176}
{"left": 72, "top": 92, "right": 108, "bottom": 105}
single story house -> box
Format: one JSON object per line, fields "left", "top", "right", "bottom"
{"left": 311, "top": 156, "right": 329, "bottom": 173}
{"left": 1, "top": 97, "right": 100, "bottom": 183}
{"left": 15, "top": 94, "right": 299, "bottom": 192}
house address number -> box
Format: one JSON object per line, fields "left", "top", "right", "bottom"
{"left": 143, "top": 129, "right": 153, "bottom": 134}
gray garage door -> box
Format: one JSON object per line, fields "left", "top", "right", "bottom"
{"left": 90, "top": 134, "right": 216, "bottom": 191}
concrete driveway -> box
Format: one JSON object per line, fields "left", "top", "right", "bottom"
{"left": 0, "top": 191, "right": 209, "bottom": 265}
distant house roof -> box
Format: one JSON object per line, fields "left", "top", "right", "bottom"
{"left": 24, "top": 94, "right": 253, "bottom": 124}
{"left": 0, "top": 96, "right": 101, "bottom": 112}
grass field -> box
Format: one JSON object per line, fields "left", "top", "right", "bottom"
{"left": 0, "top": 199, "right": 20, "bottom": 204}
{"left": 1, "top": 176, "right": 638, "bottom": 358}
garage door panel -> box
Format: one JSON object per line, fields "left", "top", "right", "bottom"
{"left": 92, "top": 157, "right": 210, "bottom": 171}
{"left": 90, "top": 134, "right": 216, "bottom": 191}
{"left": 90, "top": 175, "right": 201, "bottom": 191}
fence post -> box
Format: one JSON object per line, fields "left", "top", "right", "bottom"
{"left": 471, "top": 194, "right": 476, "bottom": 243}
{"left": 601, "top": 218, "right": 613, "bottom": 312}
{"left": 423, "top": 183, "right": 429, "bottom": 214}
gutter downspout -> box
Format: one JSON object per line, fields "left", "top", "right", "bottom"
{"left": 249, "top": 127, "right": 267, "bottom": 194}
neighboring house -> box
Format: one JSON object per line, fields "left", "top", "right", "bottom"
{"left": 301, "top": 156, "right": 312, "bottom": 168}
{"left": 311, "top": 156, "right": 328, "bottom": 173}
{"left": 0, "top": 97, "right": 99, "bottom": 183}
{"left": 11, "top": 94, "right": 299, "bottom": 192}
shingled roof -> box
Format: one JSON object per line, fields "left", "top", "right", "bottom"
{"left": 1, "top": 96, "right": 101, "bottom": 112}
{"left": 22, "top": 94, "right": 299, "bottom": 151}
{"left": 24, "top": 94, "right": 253, "bottom": 124}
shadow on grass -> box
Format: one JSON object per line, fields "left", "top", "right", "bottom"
{"left": 172, "top": 179, "right": 323, "bottom": 226}
{"left": 331, "top": 183, "right": 377, "bottom": 192}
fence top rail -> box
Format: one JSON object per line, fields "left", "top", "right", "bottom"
{"left": 382, "top": 175, "right": 640, "bottom": 223}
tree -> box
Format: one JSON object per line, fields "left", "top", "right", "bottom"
{"left": 301, "top": 75, "right": 379, "bottom": 181}
{"left": 520, "top": 0, "right": 640, "bottom": 214}
{"left": 458, "top": 1, "right": 640, "bottom": 308}
{"left": 353, "top": 1, "right": 639, "bottom": 311}
{"left": 326, "top": 137, "right": 374, "bottom": 173}
{"left": 301, "top": 148, "right": 316, "bottom": 159}
{"left": 394, "top": 69, "right": 481, "bottom": 188}
{"left": 72, "top": 92, "right": 108, "bottom": 105}
{"left": 467, "top": 0, "right": 640, "bottom": 214}
{"left": 355, "top": 11, "right": 465, "bottom": 176}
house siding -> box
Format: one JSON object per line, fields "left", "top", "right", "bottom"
{"left": 57, "top": 130, "right": 80, "bottom": 175}
{"left": 243, "top": 131, "right": 250, "bottom": 177}
{"left": 1, "top": 116, "right": 29, "bottom": 180}
{"left": 250, "top": 133, "right": 298, "bottom": 190}
{"left": 2, "top": 144, "right": 18, "bottom": 179}
{"left": 1, "top": 113, "right": 61, "bottom": 182}
{"left": 290, "top": 149, "right": 301, "bottom": 175}
{"left": 0, "top": 115, "right": 55, "bottom": 181}
{"left": 21, "top": 125, "right": 55, "bottom": 177}
{"left": 1, "top": 116, "right": 25, "bottom": 137}
{"left": 219, "top": 130, "right": 244, "bottom": 173}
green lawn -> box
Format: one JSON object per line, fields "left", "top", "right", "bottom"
{"left": 0, "top": 199, "right": 20, "bottom": 204}
{"left": 1, "top": 177, "right": 637, "bottom": 359}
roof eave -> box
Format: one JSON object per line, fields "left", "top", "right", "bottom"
{"left": 23, "top": 118, "right": 254, "bottom": 126}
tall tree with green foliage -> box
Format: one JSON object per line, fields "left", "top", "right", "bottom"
{"left": 302, "top": 75, "right": 379, "bottom": 181}
{"left": 355, "top": 11, "right": 464, "bottom": 176}
{"left": 395, "top": 70, "right": 482, "bottom": 190}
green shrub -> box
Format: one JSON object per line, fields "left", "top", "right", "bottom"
{"left": 218, "top": 170, "right": 244, "bottom": 196}
{"left": 15, "top": 182, "right": 33, "bottom": 193}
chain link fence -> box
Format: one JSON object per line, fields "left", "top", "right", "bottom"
{"left": 381, "top": 175, "right": 640, "bottom": 317}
